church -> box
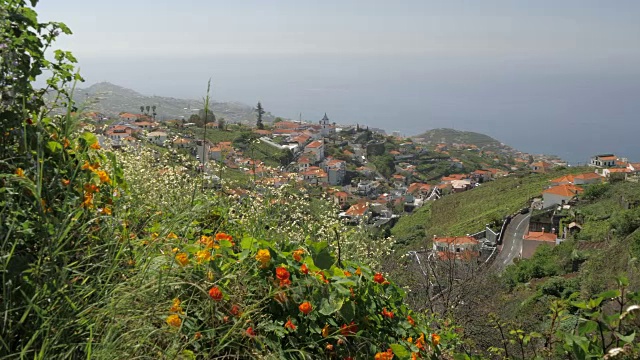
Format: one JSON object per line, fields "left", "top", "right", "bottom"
{"left": 319, "top": 113, "right": 336, "bottom": 137}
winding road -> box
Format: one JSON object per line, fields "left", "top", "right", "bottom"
{"left": 492, "top": 213, "right": 530, "bottom": 272}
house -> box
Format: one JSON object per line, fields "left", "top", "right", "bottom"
{"left": 602, "top": 167, "right": 632, "bottom": 180}
{"left": 324, "top": 159, "right": 346, "bottom": 186}
{"left": 297, "top": 156, "right": 311, "bottom": 171}
{"left": 274, "top": 121, "right": 301, "bottom": 130}
{"left": 441, "top": 174, "right": 468, "bottom": 183}
{"left": 472, "top": 170, "right": 492, "bottom": 183}
{"left": 392, "top": 174, "right": 406, "bottom": 187}
{"left": 105, "top": 125, "right": 136, "bottom": 142}
{"left": 304, "top": 140, "right": 325, "bottom": 163}
{"left": 342, "top": 203, "right": 370, "bottom": 224}
{"left": 356, "top": 181, "right": 374, "bottom": 195}
{"left": 530, "top": 161, "right": 553, "bottom": 173}
{"left": 301, "top": 166, "right": 328, "bottom": 185}
{"left": 432, "top": 236, "right": 480, "bottom": 261}
{"left": 627, "top": 163, "right": 640, "bottom": 174}
{"left": 332, "top": 191, "right": 349, "bottom": 208}
{"left": 549, "top": 172, "right": 602, "bottom": 186}
{"left": 521, "top": 230, "right": 559, "bottom": 259}
{"left": 451, "top": 179, "right": 473, "bottom": 193}
{"left": 590, "top": 154, "right": 617, "bottom": 168}
{"left": 542, "top": 184, "right": 583, "bottom": 208}
{"left": 134, "top": 121, "right": 158, "bottom": 129}
{"left": 147, "top": 131, "right": 167, "bottom": 146}
{"left": 172, "top": 137, "right": 193, "bottom": 149}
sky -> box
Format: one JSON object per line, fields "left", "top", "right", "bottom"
{"left": 38, "top": 1, "right": 640, "bottom": 163}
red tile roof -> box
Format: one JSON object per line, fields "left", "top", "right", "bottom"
{"left": 345, "top": 203, "right": 369, "bottom": 216}
{"left": 524, "top": 231, "right": 556, "bottom": 242}
{"left": 543, "top": 184, "right": 583, "bottom": 197}
{"left": 306, "top": 140, "right": 324, "bottom": 149}
{"left": 433, "top": 236, "right": 479, "bottom": 245}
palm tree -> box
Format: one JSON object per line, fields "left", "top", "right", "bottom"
{"left": 140, "top": 106, "right": 144, "bottom": 114}
{"left": 145, "top": 105, "right": 150, "bottom": 115}
{"left": 152, "top": 105, "right": 157, "bottom": 121}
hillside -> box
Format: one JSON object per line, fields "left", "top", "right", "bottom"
{"left": 412, "top": 128, "right": 505, "bottom": 150}
{"left": 391, "top": 167, "right": 590, "bottom": 250}
{"left": 64, "top": 82, "right": 275, "bottom": 123}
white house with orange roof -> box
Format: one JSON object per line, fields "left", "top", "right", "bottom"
{"left": 543, "top": 184, "right": 584, "bottom": 207}
{"left": 304, "top": 140, "right": 325, "bottom": 162}
{"left": 432, "top": 236, "right": 480, "bottom": 261}
{"left": 521, "top": 229, "right": 559, "bottom": 259}
{"left": 549, "top": 172, "right": 602, "bottom": 186}
{"left": 301, "top": 166, "right": 328, "bottom": 185}
{"left": 590, "top": 154, "right": 617, "bottom": 168}
{"left": 323, "top": 158, "right": 346, "bottom": 185}
{"left": 342, "top": 202, "right": 370, "bottom": 224}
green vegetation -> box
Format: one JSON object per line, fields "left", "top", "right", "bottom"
{"left": 412, "top": 128, "right": 502, "bottom": 149}
{"left": 392, "top": 168, "right": 588, "bottom": 249}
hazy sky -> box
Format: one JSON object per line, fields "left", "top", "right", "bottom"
{"left": 38, "top": 1, "right": 640, "bottom": 163}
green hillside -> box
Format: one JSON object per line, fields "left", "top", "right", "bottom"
{"left": 412, "top": 128, "right": 504, "bottom": 149}
{"left": 392, "top": 167, "right": 589, "bottom": 250}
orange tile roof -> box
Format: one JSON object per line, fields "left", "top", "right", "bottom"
{"left": 524, "top": 231, "right": 556, "bottom": 242}
{"left": 433, "top": 236, "right": 479, "bottom": 245}
{"left": 345, "top": 203, "right": 369, "bottom": 216}
{"left": 306, "top": 140, "right": 324, "bottom": 149}
{"left": 608, "top": 168, "right": 631, "bottom": 173}
{"left": 543, "top": 184, "right": 583, "bottom": 197}
{"left": 574, "top": 172, "right": 601, "bottom": 180}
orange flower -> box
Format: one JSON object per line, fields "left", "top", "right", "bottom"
{"left": 279, "top": 278, "right": 291, "bottom": 287}
{"left": 84, "top": 183, "right": 99, "bottom": 194}
{"left": 355, "top": 267, "right": 362, "bottom": 275}
{"left": 416, "top": 333, "right": 426, "bottom": 350}
{"left": 175, "top": 253, "right": 189, "bottom": 266}
{"left": 230, "top": 304, "right": 241, "bottom": 316}
{"left": 215, "top": 232, "right": 233, "bottom": 243}
{"left": 101, "top": 206, "right": 112, "bottom": 215}
{"left": 81, "top": 161, "right": 99, "bottom": 172}
{"left": 255, "top": 249, "right": 271, "bottom": 267}
{"left": 344, "top": 270, "right": 352, "bottom": 277}
{"left": 322, "top": 324, "right": 330, "bottom": 338}
{"left": 411, "top": 353, "right": 420, "bottom": 360}
{"left": 61, "top": 179, "right": 70, "bottom": 186}
{"left": 95, "top": 170, "right": 110, "bottom": 183}
{"left": 373, "top": 273, "right": 385, "bottom": 284}
{"left": 208, "top": 286, "right": 223, "bottom": 301}
{"left": 15, "top": 168, "right": 24, "bottom": 177}
{"left": 276, "top": 266, "right": 290, "bottom": 281}
{"left": 300, "top": 264, "right": 309, "bottom": 274}
{"left": 374, "top": 349, "right": 394, "bottom": 360}
{"left": 169, "top": 298, "right": 184, "bottom": 314}
{"left": 431, "top": 333, "right": 440, "bottom": 346}
{"left": 245, "top": 327, "right": 256, "bottom": 337}
{"left": 298, "top": 301, "right": 313, "bottom": 315}
{"left": 195, "top": 250, "right": 211, "bottom": 263}
{"left": 167, "top": 232, "right": 178, "bottom": 239}
{"left": 407, "top": 315, "right": 415, "bottom": 326}
{"left": 284, "top": 318, "right": 296, "bottom": 331}
{"left": 81, "top": 193, "right": 94, "bottom": 208}
{"left": 166, "top": 314, "right": 182, "bottom": 328}
{"left": 340, "top": 322, "right": 358, "bottom": 336}
{"left": 325, "top": 343, "right": 334, "bottom": 351}
{"left": 315, "top": 271, "right": 329, "bottom": 284}
{"left": 292, "top": 248, "right": 305, "bottom": 262}
{"left": 381, "top": 307, "right": 394, "bottom": 319}
{"left": 194, "top": 332, "right": 202, "bottom": 340}
{"left": 63, "top": 138, "right": 70, "bottom": 148}
{"left": 90, "top": 142, "right": 101, "bottom": 150}
{"left": 350, "top": 287, "right": 355, "bottom": 298}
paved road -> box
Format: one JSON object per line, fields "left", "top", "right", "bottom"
{"left": 492, "top": 213, "right": 530, "bottom": 272}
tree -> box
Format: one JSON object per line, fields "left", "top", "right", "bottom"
{"left": 145, "top": 105, "right": 150, "bottom": 115}
{"left": 140, "top": 106, "right": 144, "bottom": 114}
{"left": 217, "top": 118, "right": 226, "bottom": 130}
{"left": 255, "top": 101, "right": 265, "bottom": 130}
{"left": 274, "top": 117, "right": 283, "bottom": 123}
{"left": 152, "top": 105, "right": 157, "bottom": 121}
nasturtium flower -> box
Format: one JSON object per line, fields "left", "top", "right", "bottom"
{"left": 431, "top": 333, "right": 441, "bottom": 346}
{"left": 175, "top": 253, "right": 189, "bottom": 266}
{"left": 81, "top": 193, "right": 94, "bottom": 208}
{"left": 381, "top": 308, "right": 394, "bottom": 319}
{"left": 170, "top": 298, "right": 184, "bottom": 314}
{"left": 300, "top": 264, "right": 309, "bottom": 274}
{"left": 355, "top": 267, "right": 362, "bottom": 275}
{"left": 292, "top": 248, "right": 305, "bottom": 262}
{"left": 373, "top": 273, "right": 385, "bottom": 284}
{"left": 340, "top": 322, "right": 358, "bottom": 336}
{"left": 101, "top": 206, "right": 112, "bottom": 215}
{"left": 322, "top": 324, "right": 330, "bottom": 338}
{"left": 344, "top": 270, "right": 352, "bottom": 277}
{"left": 407, "top": 315, "right": 415, "bottom": 326}
{"left": 208, "top": 286, "right": 223, "bottom": 301}
{"left": 90, "top": 142, "right": 101, "bottom": 150}
{"left": 374, "top": 349, "right": 394, "bottom": 360}
{"left": 61, "top": 178, "right": 70, "bottom": 186}
{"left": 298, "top": 301, "right": 312, "bottom": 315}
{"left": 255, "top": 249, "right": 271, "bottom": 267}
{"left": 230, "top": 304, "right": 241, "bottom": 316}
{"left": 166, "top": 314, "right": 181, "bottom": 328}
{"left": 95, "top": 170, "right": 110, "bottom": 183}
{"left": 195, "top": 250, "right": 211, "bottom": 263}
{"left": 84, "top": 183, "right": 99, "bottom": 194}
{"left": 167, "top": 232, "right": 178, "bottom": 239}
{"left": 245, "top": 327, "right": 256, "bottom": 337}
{"left": 215, "top": 232, "right": 233, "bottom": 244}
{"left": 284, "top": 318, "right": 296, "bottom": 330}
{"left": 416, "top": 333, "right": 426, "bottom": 350}
{"left": 275, "top": 266, "right": 290, "bottom": 281}
{"left": 63, "top": 138, "right": 70, "bottom": 148}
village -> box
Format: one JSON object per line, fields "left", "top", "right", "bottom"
{"left": 88, "top": 110, "right": 640, "bottom": 267}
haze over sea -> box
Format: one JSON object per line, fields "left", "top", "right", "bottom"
{"left": 39, "top": 0, "right": 640, "bottom": 165}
